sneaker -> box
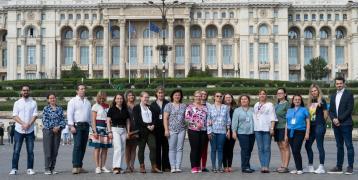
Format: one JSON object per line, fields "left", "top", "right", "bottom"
{"left": 303, "top": 165, "right": 315, "bottom": 173}
{"left": 314, "top": 165, "right": 326, "bottom": 174}
{"left": 95, "top": 167, "right": 101, "bottom": 174}
{"left": 202, "top": 168, "right": 209, "bottom": 172}
{"left": 345, "top": 167, "right": 353, "bottom": 175}
{"left": 297, "top": 170, "right": 304, "bottom": 175}
{"left": 171, "top": 169, "right": 176, "bottom": 173}
{"left": 51, "top": 170, "right": 59, "bottom": 175}
{"left": 175, "top": 168, "right": 182, "bottom": 173}
{"left": 9, "top": 169, "right": 17, "bottom": 175}
{"left": 212, "top": 168, "right": 218, "bottom": 173}
{"left": 26, "top": 169, "right": 36, "bottom": 175}
{"left": 44, "top": 170, "right": 52, "bottom": 175}
{"left": 191, "top": 167, "right": 198, "bottom": 173}
{"left": 290, "top": 170, "right": 297, "bottom": 174}
{"left": 328, "top": 166, "right": 343, "bottom": 174}
{"left": 101, "top": 167, "right": 111, "bottom": 173}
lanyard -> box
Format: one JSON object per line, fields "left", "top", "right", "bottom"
{"left": 293, "top": 107, "right": 301, "bottom": 118}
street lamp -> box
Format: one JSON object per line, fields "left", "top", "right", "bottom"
{"left": 145, "top": 0, "right": 184, "bottom": 88}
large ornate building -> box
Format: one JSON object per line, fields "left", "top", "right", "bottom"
{"left": 0, "top": 0, "right": 357, "bottom": 81}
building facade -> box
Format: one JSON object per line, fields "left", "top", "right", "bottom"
{"left": 0, "top": 0, "right": 358, "bottom": 81}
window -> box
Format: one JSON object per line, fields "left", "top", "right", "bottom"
{"left": 92, "top": 14, "right": 97, "bottom": 20}
{"left": 64, "top": 30, "right": 73, "bottom": 39}
{"left": 80, "top": 29, "right": 89, "bottom": 39}
{"left": 191, "top": 45, "right": 200, "bottom": 64}
{"left": 213, "top": 12, "right": 218, "bottom": 19}
{"left": 304, "top": 29, "right": 313, "bottom": 39}
{"left": 289, "top": 73, "right": 299, "bottom": 82}
{"left": 191, "top": 26, "right": 201, "bottom": 38}
{"left": 259, "top": 71, "right": 269, "bottom": 80}
{"left": 274, "top": 71, "right": 279, "bottom": 80}
{"left": 274, "top": 43, "right": 279, "bottom": 64}
{"left": 206, "top": 26, "right": 217, "bottom": 38}
{"left": 41, "top": 28, "right": 46, "bottom": 37}
{"left": 41, "top": 13, "right": 46, "bottom": 20}
{"left": 17, "top": 14, "right": 21, "bottom": 21}
{"left": 336, "top": 29, "right": 344, "bottom": 39}
{"left": 258, "top": 24, "right": 269, "bottom": 35}
{"left": 27, "top": 46, "right": 36, "bottom": 65}
{"left": 273, "top": 25, "right": 278, "bottom": 35}
{"left": 221, "top": 12, "right": 226, "bottom": 19}
{"left": 320, "top": 14, "right": 324, "bottom": 21}
{"left": 312, "top": 14, "right": 316, "bottom": 21}
{"left": 84, "top": 14, "right": 89, "bottom": 20}
{"left": 197, "top": 12, "right": 202, "bottom": 19}
{"left": 144, "top": 46, "right": 152, "bottom": 64}
{"left": 288, "top": 14, "right": 293, "bottom": 21}
{"left": 111, "top": 27, "right": 120, "bottom": 39}
{"left": 17, "top": 28, "right": 21, "bottom": 37}
{"left": 327, "top": 14, "right": 332, "bottom": 21}
{"left": 229, "top": 12, "right": 234, "bottom": 18}
{"left": 27, "top": 27, "right": 35, "bottom": 38}
{"left": 41, "top": 45, "right": 46, "bottom": 65}
{"left": 296, "top": 14, "right": 301, "bottom": 21}
{"left": 249, "top": 26, "right": 254, "bottom": 35}
{"left": 273, "top": 9, "right": 278, "bottom": 18}
{"left": 343, "top": 14, "right": 347, "bottom": 20}
{"left": 26, "top": 73, "right": 36, "bottom": 80}
{"left": 335, "top": 14, "right": 340, "bottom": 21}
{"left": 249, "top": 43, "right": 254, "bottom": 64}
{"left": 17, "top": 46, "right": 21, "bottom": 65}
{"left": 258, "top": 43, "right": 268, "bottom": 63}
{"left": 160, "top": 29, "right": 168, "bottom": 38}
{"left": 129, "top": 46, "right": 137, "bottom": 65}
{"left": 304, "top": 46, "right": 313, "bottom": 64}
{"left": 320, "top": 30, "right": 329, "bottom": 39}
{"left": 2, "top": 48, "right": 7, "bottom": 67}
{"left": 96, "top": 46, "right": 103, "bottom": 65}
{"left": 76, "top": 14, "right": 81, "bottom": 20}
{"left": 112, "top": 46, "right": 120, "bottom": 65}
{"left": 68, "top": 14, "right": 73, "bottom": 20}
{"left": 288, "top": 30, "right": 298, "bottom": 39}
{"left": 80, "top": 46, "right": 89, "bottom": 65}
{"left": 205, "top": 12, "right": 210, "bottom": 19}
{"left": 206, "top": 45, "right": 216, "bottom": 65}
{"left": 304, "top": 14, "right": 308, "bottom": 21}
{"left": 250, "top": 71, "right": 254, "bottom": 78}
{"left": 249, "top": 11, "right": 254, "bottom": 18}
{"left": 320, "top": 46, "right": 328, "bottom": 62}
{"left": 288, "top": 46, "right": 298, "bottom": 64}
{"left": 336, "top": 46, "right": 344, "bottom": 65}
{"left": 143, "top": 28, "right": 154, "bottom": 38}
{"left": 222, "top": 26, "right": 233, "bottom": 38}
{"left": 175, "top": 46, "right": 184, "bottom": 64}
{"left": 96, "top": 29, "right": 103, "bottom": 39}
{"left": 223, "top": 45, "right": 232, "bottom": 64}
{"left": 64, "top": 47, "right": 73, "bottom": 65}
{"left": 60, "top": 14, "right": 65, "bottom": 20}
{"left": 175, "top": 26, "right": 185, "bottom": 39}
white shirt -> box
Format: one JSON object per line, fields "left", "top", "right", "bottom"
{"left": 62, "top": 125, "right": 69, "bottom": 134}
{"left": 140, "top": 104, "right": 152, "bottom": 123}
{"left": 12, "top": 97, "right": 38, "bottom": 134}
{"left": 92, "top": 103, "right": 109, "bottom": 121}
{"left": 253, "top": 102, "right": 277, "bottom": 132}
{"left": 67, "top": 95, "right": 92, "bottom": 126}
{"left": 335, "top": 88, "right": 345, "bottom": 117}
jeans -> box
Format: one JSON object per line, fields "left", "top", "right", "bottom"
{"left": 43, "top": 129, "right": 61, "bottom": 171}
{"left": 155, "top": 126, "right": 170, "bottom": 170}
{"left": 72, "top": 123, "right": 89, "bottom": 168}
{"left": 11, "top": 131, "right": 35, "bottom": 170}
{"left": 210, "top": 133, "right": 226, "bottom": 170}
{"left": 238, "top": 134, "right": 255, "bottom": 170}
{"left": 255, "top": 131, "right": 272, "bottom": 168}
{"left": 288, "top": 130, "right": 305, "bottom": 171}
{"left": 112, "top": 127, "right": 127, "bottom": 169}
{"left": 305, "top": 124, "right": 326, "bottom": 165}
{"left": 168, "top": 130, "right": 186, "bottom": 169}
{"left": 333, "top": 125, "right": 355, "bottom": 168}
{"left": 138, "top": 128, "right": 156, "bottom": 165}
{"left": 188, "top": 129, "right": 207, "bottom": 168}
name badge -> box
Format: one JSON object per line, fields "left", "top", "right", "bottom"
{"left": 291, "top": 118, "right": 296, "bottom": 125}
{"left": 246, "top": 117, "right": 250, "bottom": 122}
{"left": 159, "top": 114, "right": 163, "bottom": 120}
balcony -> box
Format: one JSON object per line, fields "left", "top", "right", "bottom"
{"left": 259, "top": 63, "right": 270, "bottom": 70}
{"left": 336, "top": 63, "right": 348, "bottom": 70}
{"left": 25, "top": 65, "right": 37, "bottom": 71}
{"left": 289, "top": 64, "right": 301, "bottom": 71}
{"left": 0, "top": 66, "right": 6, "bottom": 73}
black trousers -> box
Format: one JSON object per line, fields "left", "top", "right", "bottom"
{"left": 288, "top": 129, "right": 305, "bottom": 171}
{"left": 223, "top": 134, "right": 235, "bottom": 168}
{"left": 188, "top": 129, "right": 207, "bottom": 168}
{"left": 155, "top": 126, "right": 170, "bottom": 170}
{"left": 72, "top": 123, "right": 89, "bottom": 168}
{"left": 43, "top": 129, "right": 61, "bottom": 171}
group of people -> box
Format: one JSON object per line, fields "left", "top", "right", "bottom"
{"left": 8, "top": 76, "right": 355, "bottom": 176}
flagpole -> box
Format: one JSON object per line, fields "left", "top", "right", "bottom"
{"left": 149, "top": 20, "right": 151, "bottom": 84}
{"left": 128, "top": 20, "right": 131, "bottom": 84}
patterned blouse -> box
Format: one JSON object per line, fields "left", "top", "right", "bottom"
{"left": 164, "top": 103, "right": 187, "bottom": 133}
{"left": 42, "top": 105, "right": 66, "bottom": 129}
{"left": 185, "top": 104, "right": 208, "bottom": 131}
{"left": 207, "top": 104, "right": 231, "bottom": 134}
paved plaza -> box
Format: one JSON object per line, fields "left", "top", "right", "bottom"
{"left": 0, "top": 140, "right": 357, "bottom": 180}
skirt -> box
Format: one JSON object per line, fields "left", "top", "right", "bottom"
{"left": 89, "top": 120, "right": 112, "bottom": 148}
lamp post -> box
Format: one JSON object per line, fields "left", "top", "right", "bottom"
{"left": 145, "top": 0, "right": 184, "bottom": 88}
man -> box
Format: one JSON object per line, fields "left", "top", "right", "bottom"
{"left": 67, "top": 84, "right": 92, "bottom": 174}
{"left": 9, "top": 85, "right": 38, "bottom": 175}
{"left": 328, "top": 77, "right": 355, "bottom": 175}
{"left": 0, "top": 123, "right": 4, "bottom": 145}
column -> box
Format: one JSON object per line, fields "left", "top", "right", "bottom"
{"left": 316, "top": 37, "right": 320, "bottom": 58}
{"left": 347, "top": 38, "right": 352, "bottom": 80}
{"left": 168, "top": 19, "right": 174, "bottom": 78}
{"left": 331, "top": 38, "right": 336, "bottom": 80}
{"left": 269, "top": 41, "right": 274, "bottom": 80}
{"left": 253, "top": 37, "right": 258, "bottom": 79}
{"left": 36, "top": 39, "right": 41, "bottom": 78}
{"left": 21, "top": 39, "right": 26, "bottom": 79}
{"left": 201, "top": 36, "right": 206, "bottom": 71}
{"left": 184, "top": 19, "right": 190, "bottom": 77}
{"left": 351, "top": 36, "right": 358, "bottom": 80}
{"left": 73, "top": 39, "right": 78, "bottom": 65}
{"left": 234, "top": 38, "right": 239, "bottom": 77}
{"left": 56, "top": 40, "right": 61, "bottom": 79}
{"left": 89, "top": 39, "right": 93, "bottom": 78}
{"left": 300, "top": 38, "right": 304, "bottom": 81}
{"left": 119, "top": 20, "right": 126, "bottom": 78}
{"left": 217, "top": 37, "right": 222, "bottom": 77}
{"left": 103, "top": 20, "right": 109, "bottom": 78}
{"left": 0, "top": 46, "right": 3, "bottom": 67}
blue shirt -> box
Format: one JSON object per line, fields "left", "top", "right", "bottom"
{"left": 231, "top": 107, "right": 254, "bottom": 135}
{"left": 42, "top": 105, "right": 66, "bottom": 129}
{"left": 207, "top": 104, "right": 231, "bottom": 134}
{"left": 286, "top": 107, "right": 309, "bottom": 137}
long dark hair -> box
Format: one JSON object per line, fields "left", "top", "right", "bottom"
{"left": 277, "top": 87, "right": 288, "bottom": 103}
{"left": 112, "top": 94, "right": 127, "bottom": 109}
{"left": 170, "top": 89, "right": 183, "bottom": 103}
{"left": 222, "top": 93, "right": 236, "bottom": 108}
{"left": 290, "top": 94, "right": 305, "bottom": 108}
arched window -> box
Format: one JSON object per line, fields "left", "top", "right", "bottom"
{"left": 288, "top": 30, "right": 298, "bottom": 39}
{"left": 320, "top": 30, "right": 329, "bottom": 39}
{"left": 206, "top": 25, "right": 217, "bottom": 38}
{"left": 191, "top": 26, "right": 201, "bottom": 38}
{"left": 175, "top": 26, "right": 185, "bottom": 39}
{"left": 26, "top": 27, "right": 36, "bottom": 38}
{"left": 95, "top": 29, "right": 103, "bottom": 39}
{"left": 64, "top": 30, "right": 73, "bottom": 39}
{"left": 258, "top": 24, "right": 269, "bottom": 35}
{"left": 336, "top": 29, "right": 345, "bottom": 39}
{"left": 304, "top": 29, "right": 313, "bottom": 39}
{"left": 222, "top": 25, "right": 234, "bottom": 38}
{"left": 111, "top": 27, "right": 120, "bottom": 39}
{"left": 79, "top": 29, "right": 89, "bottom": 39}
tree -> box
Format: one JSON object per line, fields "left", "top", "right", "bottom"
{"left": 304, "top": 56, "right": 328, "bottom": 80}
{"left": 62, "top": 61, "right": 86, "bottom": 79}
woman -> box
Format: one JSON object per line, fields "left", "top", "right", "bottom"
{"left": 274, "top": 88, "right": 290, "bottom": 173}
{"left": 207, "top": 92, "right": 231, "bottom": 173}
{"left": 150, "top": 86, "right": 170, "bottom": 172}
{"left": 134, "top": 91, "right": 162, "bottom": 173}
{"left": 303, "top": 84, "right": 328, "bottom": 174}
{"left": 232, "top": 95, "right": 255, "bottom": 173}
{"left": 107, "top": 94, "right": 130, "bottom": 174}
{"left": 253, "top": 89, "right": 277, "bottom": 173}
{"left": 124, "top": 90, "right": 139, "bottom": 173}
{"left": 89, "top": 91, "right": 112, "bottom": 174}
{"left": 42, "top": 93, "right": 66, "bottom": 175}
{"left": 163, "top": 89, "right": 187, "bottom": 173}
{"left": 285, "top": 95, "right": 310, "bottom": 175}
{"left": 185, "top": 90, "right": 209, "bottom": 173}
{"left": 222, "top": 94, "right": 236, "bottom": 173}
{"left": 200, "top": 90, "right": 210, "bottom": 172}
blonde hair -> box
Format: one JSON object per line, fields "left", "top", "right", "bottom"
{"left": 96, "top": 91, "right": 107, "bottom": 104}
{"left": 308, "top": 84, "right": 323, "bottom": 107}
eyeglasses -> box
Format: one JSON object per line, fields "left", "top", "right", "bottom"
{"left": 215, "top": 95, "right": 222, "bottom": 98}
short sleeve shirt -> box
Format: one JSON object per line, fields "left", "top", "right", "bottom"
{"left": 92, "top": 103, "right": 109, "bottom": 121}
{"left": 164, "top": 103, "right": 187, "bottom": 133}
{"left": 286, "top": 107, "right": 309, "bottom": 131}
{"left": 107, "top": 106, "right": 130, "bottom": 126}
{"left": 308, "top": 99, "right": 327, "bottom": 126}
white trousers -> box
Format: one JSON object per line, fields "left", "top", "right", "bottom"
{"left": 112, "top": 127, "right": 127, "bottom": 169}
